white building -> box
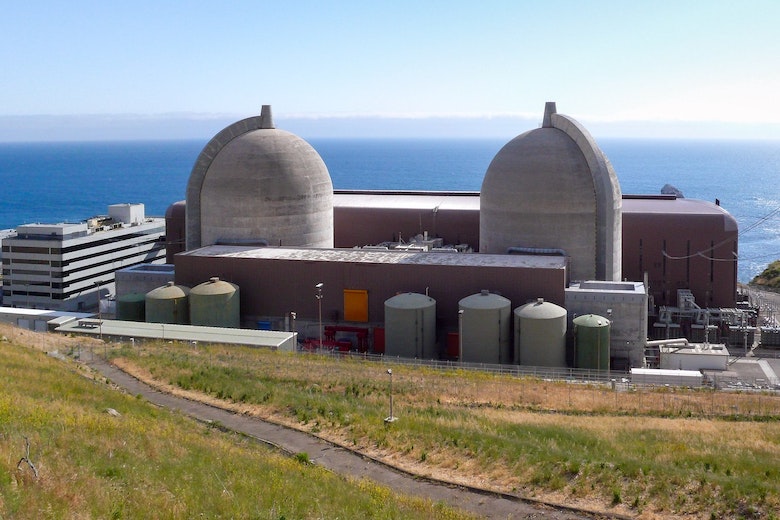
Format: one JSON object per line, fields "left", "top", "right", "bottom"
{"left": 1, "top": 204, "right": 166, "bottom": 311}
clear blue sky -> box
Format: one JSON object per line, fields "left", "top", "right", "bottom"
{"left": 2, "top": 1, "right": 779, "bottom": 140}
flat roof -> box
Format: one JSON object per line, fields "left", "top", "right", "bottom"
{"left": 180, "top": 245, "right": 568, "bottom": 270}
{"left": 0, "top": 307, "right": 94, "bottom": 319}
{"left": 55, "top": 318, "right": 296, "bottom": 349}
{"left": 119, "top": 263, "right": 175, "bottom": 273}
{"left": 334, "top": 190, "right": 480, "bottom": 211}
{"left": 568, "top": 281, "right": 646, "bottom": 294}
{"left": 622, "top": 196, "right": 732, "bottom": 216}
{"left": 333, "top": 190, "right": 733, "bottom": 218}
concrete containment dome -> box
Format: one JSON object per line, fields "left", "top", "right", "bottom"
{"left": 458, "top": 290, "right": 511, "bottom": 364}
{"left": 189, "top": 277, "right": 240, "bottom": 328}
{"left": 384, "top": 293, "right": 437, "bottom": 360}
{"left": 479, "top": 102, "right": 622, "bottom": 282}
{"left": 185, "top": 105, "right": 334, "bottom": 250}
{"left": 514, "top": 298, "right": 567, "bottom": 367}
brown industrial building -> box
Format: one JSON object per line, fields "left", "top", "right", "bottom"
{"left": 159, "top": 103, "right": 739, "bottom": 368}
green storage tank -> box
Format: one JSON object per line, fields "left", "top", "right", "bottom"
{"left": 145, "top": 282, "right": 190, "bottom": 325}
{"left": 116, "top": 292, "right": 146, "bottom": 322}
{"left": 189, "top": 277, "right": 240, "bottom": 328}
{"left": 573, "top": 314, "right": 610, "bottom": 370}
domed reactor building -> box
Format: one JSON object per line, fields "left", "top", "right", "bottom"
{"left": 185, "top": 105, "right": 333, "bottom": 250}
{"left": 167, "top": 103, "right": 738, "bottom": 370}
{"left": 480, "top": 102, "right": 621, "bottom": 282}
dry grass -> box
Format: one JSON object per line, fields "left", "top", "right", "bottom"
{"left": 99, "top": 340, "right": 780, "bottom": 519}
{"left": 0, "top": 323, "right": 477, "bottom": 520}
{"left": 6, "top": 323, "right": 780, "bottom": 519}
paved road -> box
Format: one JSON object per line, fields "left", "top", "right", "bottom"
{"left": 84, "top": 356, "right": 605, "bottom": 520}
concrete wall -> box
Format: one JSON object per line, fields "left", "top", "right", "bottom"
{"left": 565, "top": 281, "right": 648, "bottom": 368}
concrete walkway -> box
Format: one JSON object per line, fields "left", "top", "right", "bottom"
{"left": 84, "top": 356, "right": 604, "bottom": 520}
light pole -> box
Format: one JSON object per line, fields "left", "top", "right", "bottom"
{"left": 315, "top": 283, "right": 323, "bottom": 349}
{"left": 458, "top": 309, "right": 464, "bottom": 363}
{"left": 384, "top": 368, "right": 397, "bottom": 423}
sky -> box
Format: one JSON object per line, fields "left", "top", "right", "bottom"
{"left": 2, "top": 1, "right": 780, "bottom": 141}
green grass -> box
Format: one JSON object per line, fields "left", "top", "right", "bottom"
{"left": 0, "top": 339, "right": 475, "bottom": 519}
{"left": 112, "top": 341, "right": 780, "bottom": 518}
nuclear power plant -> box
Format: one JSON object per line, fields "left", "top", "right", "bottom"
{"left": 47, "top": 102, "right": 726, "bottom": 374}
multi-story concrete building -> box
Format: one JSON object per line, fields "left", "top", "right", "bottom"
{"left": 1, "top": 204, "right": 165, "bottom": 311}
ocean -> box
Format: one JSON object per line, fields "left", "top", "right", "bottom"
{"left": 0, "top": 138, "right": 778, "bottom": 283}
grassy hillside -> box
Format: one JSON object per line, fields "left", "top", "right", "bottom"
{"left": 751, "top": 260, "right": 780, "bottom": 288}
{"left": 0, "top": 326, "right": 473, "bottom": 519}
{"left": 112, "top": 341, "right": 780, "bottom": 519}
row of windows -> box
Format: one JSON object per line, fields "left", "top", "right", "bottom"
{"left": 4, "top": 242, "right": 164, "bottom": 280}
{"left": 2, "top": 279, "right": 67, "bottom": 290}
{"left": 59, "top": 230, "right": 164, "bottom": 255}
{"left": 3, "top": 230, "right": 164, "bottom": 256}
{"left": 2, "top": 245, "right": 52, "bottom": 254}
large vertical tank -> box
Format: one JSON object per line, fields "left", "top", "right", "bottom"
{"left": 189, "top": 277, "right": 240, "bottom": 328}
{"left": 458, "top": 290, "right": 511, "bottom": 364}
{"left": 384, "top": 293, "right": 436, "bottom": 359}
{"left": 145, "top": 282, "right": 190, "bottom": 325}
{"left": 514, "top": 298, "right": 567, "bottom": 367}
{"left": 573, "top": 314, "right": 610, "bottom": 370}
{"left": 116, "top": 292, "right": 146, "bottom": 322}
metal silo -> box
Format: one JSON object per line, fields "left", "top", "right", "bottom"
{"left": 458, "top": 290, "right": 511, "bottom": 364}
{"left": 514, "top": 298, "right": 567, "bottom": 367}
{"left": 384, "top": 293, "right": 437, "bottom": 359}
{"left": 116, "top": 292, "right": 146, "bottom": 322}
{"left": 145, "top": 281, "right": 190, "bottom": 325}
{"left": 190, "top": 277, "right": 240, "bottom": 328}
{"left": 573, "top": 314, "right": 610, "bottom": 370}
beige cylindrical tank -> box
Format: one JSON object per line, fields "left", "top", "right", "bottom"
{"left": 458, "top": 290, "right": 511, "bottom": 364}
{"left": 145, "top": 281, "right": 190, "bottom": 325}
{"left": 384, "top": 293, "right": 437, "bottom": 359}
{"left": 190, "top": 277, "right": 240, "bottom": 328}
{"left": 573, "top": 314, "right": 610, "bottom": 370}
{"left": 116, "top": 292, "right": 146, "bottom": 322}
{"left": 514, "top": 298, "right": 567, "bottom": 367}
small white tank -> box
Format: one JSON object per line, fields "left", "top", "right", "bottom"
{"left": 458, "top": 290, "right": 511, "bottom": 364}
{"left": 384, "top": 293, "right": 437, "bottom": 359}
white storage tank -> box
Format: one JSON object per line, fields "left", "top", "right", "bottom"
{"left": 458, "top": 290, "right": 511, "bottom": 364}
{"left": 189, "top": 277, "right": 240, "bottom": 328}
{"left": 514, "top": 298, "right": 567, "bottom": 367}
{"left": 384, "top": 293, "right": 437, "bottom": 359}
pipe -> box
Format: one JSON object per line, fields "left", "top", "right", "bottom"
{"left": 645, "top": 338, "right": 689, "bottom": 347}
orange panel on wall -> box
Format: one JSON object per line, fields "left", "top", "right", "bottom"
{"left": 343, "top": 289, "right": 368, "bottom": 322}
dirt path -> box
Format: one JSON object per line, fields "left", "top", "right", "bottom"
{"left": 83, "top": 354, "right": 607, "bottom": 520}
